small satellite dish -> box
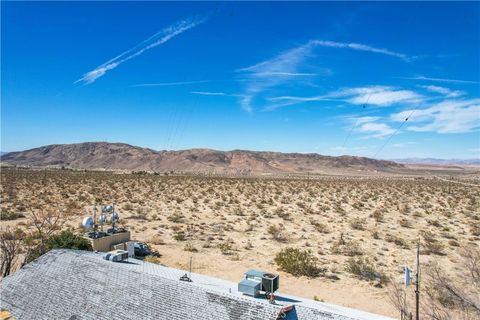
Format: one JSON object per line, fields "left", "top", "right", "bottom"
{"left": 82, "top": 216, "right": 94, "bottom": 230}
{"left": 98, "top": 214, "right": 107, "bottom": 225}
{"left": 102, "top": 205, "right": 113, "bottom": 213}
{"left": 111, "top": 211, "right": 120, "bottom": 222}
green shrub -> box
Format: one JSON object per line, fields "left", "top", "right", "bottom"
{"left": 0, "top": 211, "right": 25, "bottom": 220}
{"left": 25, "top": 230, "right": 92, "bottom": 264}
{"left": 218, "top": 239, "right": 234, "bottom": 255}
{"left": 46, "top": 230, "right": 92, "bottom": 251}
{"left": 345, "top": 257, "right": 387, "bottom": 284}
{"left": 274, "top": 247, "right": 324, "bottom": 278}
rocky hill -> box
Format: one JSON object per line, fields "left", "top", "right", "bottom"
{"left": 1, "top": 142, "right": 404, "bottom": 175}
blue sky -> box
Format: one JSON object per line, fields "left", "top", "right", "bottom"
{"left": 2, "top": 1, "right": 479, "bottom": 159}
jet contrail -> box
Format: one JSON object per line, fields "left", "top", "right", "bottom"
{"left": 76, "top": 16, "right": 207, "bottom": 84}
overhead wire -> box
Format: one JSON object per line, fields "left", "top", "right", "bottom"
{"left": 372, "top": 109, "right": 416, "bottom": 158}
{"left": 337, "top": 92, "right": 372, "bottom": 156}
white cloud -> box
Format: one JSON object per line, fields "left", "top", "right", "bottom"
{"left": 191, "top": 91, "right": 243, "bottom": 97}
{"left": 237, "top": 39, "right": 412, "bottom": 111}
{"left": 357, "top": 122, "right": 395, "bottom": 139}
{"left": 391, "top": 98, "right": 480, "bottom": 133}
{"left": 355, "top": 116, "right": 380, "bottom": 124}
{"left": 131, "top": 80, "right": 209, "bottom": 87}
{"left": 76, "top": 16, "right": 207, "bottom": 84}
{"left": 310, "top": 40, "right": 411, "bottom": 61}
{"left": 339, "top": 87, "right": 422, "bottom": 106}
{"left": 418, "top": 85, "right": 465, "bottom": 97}
{"left": 268, "top": 95, "right": 339, "bottom": 103}
{"left": 399, "top": 76, "right": 479, "bottom": 84}
{"left": 237, "top": 42, "right": 316, "bottom": 112}
{"left": 269, "top": 86, "right": 423, "bottom": 107}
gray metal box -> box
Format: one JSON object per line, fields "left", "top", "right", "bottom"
{"left": 238, "top": 279, "right": 261, "bottom": 297}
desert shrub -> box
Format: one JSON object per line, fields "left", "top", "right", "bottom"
{"left": 24, "top": 230, "right": 92, "bottom": 264}
{"left": 372, "top": 210, "right": 384, "bottom": 223}
{"left": 350, "top": 218, "right": 366, "bottom": 230}
{"left": 0, "top": 211, "right": 25, "bottom": 220}
{"left": 144, "top": 256, "right": 162, "bottom": 264}
{"left": 471, "top": 223, "right": 480, "bottom": 236}
{"left": 267, "top": 225, "right": 288, "bottom": 243}
{"left": 149, "top": 234, "right": 165, "bottom": 245}
{"left": 398, "top": 218, "right": 412, "bottom": 228}
{"left": 345, "top": 257, "right": 387, "bottom": 285}
{"left": 46, "top": 230, "right": 92, "bottom": 251}
{"left": 331, "top": 234, "right": 363, "bottom": 256}
{"left": 274, "top": 247, "right": 324, "bottom": 278}
{"left": 167, "top": 212, "right": 184, "bottom": 223}
{"left": 218, "top": 239, "right": 234, "bottom": 255}
{"left": 311, "top": 220, "right": 330, "bottom": 234}
{"left": 422, "top": 231, "right": 445, "bottom": 255}
{"left": 184, "top": 242, "right": 198, "bottom": 252}
{"left": 173, "top": 230, "right": 186, "bottom": 241}
{"left": 385, "top": 234, "right": 410, "bottom": 249}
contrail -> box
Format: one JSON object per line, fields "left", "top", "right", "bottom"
{"left": 75, "top": 16, "right": 207, "bottom": 84}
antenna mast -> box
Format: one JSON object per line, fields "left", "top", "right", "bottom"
{"left": 415, "top": 243, "right": 420, "bottom": 320}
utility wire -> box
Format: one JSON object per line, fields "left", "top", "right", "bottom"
{"left": 372, "top": 109, "right": 416, "bottom": 158}
{"left": 338, "top": 92, "right": 372, "bottom": 156}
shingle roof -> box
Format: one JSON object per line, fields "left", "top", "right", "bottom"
{"left": 0, "top": 250, "right": 394, "bottom": 320}
{"left": 0, "top": 250, "right": 282, "bottom": 320}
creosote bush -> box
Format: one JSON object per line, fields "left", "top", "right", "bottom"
{"left": 274, "top": 247, "right": 324, "bottom": 278}
{"left": 345, "top": 257, "right": 387, "bottom": 285}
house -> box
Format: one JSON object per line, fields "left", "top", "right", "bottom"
{"left": 0, "top": 250, "right": 394, "bottom": 320}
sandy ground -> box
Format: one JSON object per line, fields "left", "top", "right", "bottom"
{"left": 1, "top": 168, "right": 479, "bottom": 318}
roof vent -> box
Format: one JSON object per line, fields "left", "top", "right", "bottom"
{"left": 104, "top": 250, "right": 128, "bottom": 262}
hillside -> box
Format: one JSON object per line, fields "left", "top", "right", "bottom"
{"left": 0, "top": 142, "right": 404, "bottom": 175}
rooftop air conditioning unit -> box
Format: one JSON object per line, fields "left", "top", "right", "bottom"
{"left": 238, "top": 270, "right": 279, "bottom": 297}
{"left": 261, "top": 273, "right": 279, "bottom": 293}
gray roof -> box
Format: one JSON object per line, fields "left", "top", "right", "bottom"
{"left": 0, "top": 250, "right": 282, "bottom": 320}
{"left": 0, "top": 250, "right": 394, "bottom": 320}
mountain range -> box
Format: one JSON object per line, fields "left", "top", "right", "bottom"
{"left": 393, "top": 158, "right": 480, "bottom": 165}
{"left": 0, "top": 142, "right": 405, "bottom": 175}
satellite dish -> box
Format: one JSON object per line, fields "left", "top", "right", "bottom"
{"left": 98, "top": 214, "right": 107, "bottom": 225}
{"left": 82, "top": 216, "right": 94, "bottom": 230}
{"left": 111, "top": 211, "right": 120, "bottom": 223}
{"left": 102, "top": 205, "right": 113, "bottom": 213}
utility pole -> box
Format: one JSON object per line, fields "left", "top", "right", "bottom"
{"left": 415, "top": 244, "right": 420, "bottom": 320}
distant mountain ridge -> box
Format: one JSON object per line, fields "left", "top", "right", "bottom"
{"left": 394, "top": 158, "right": 480, "bottom": 165}
{"left": 0, "top": 142, "right": 405, "bottom": 175}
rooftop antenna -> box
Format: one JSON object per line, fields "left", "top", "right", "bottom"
{"left": 92, "top": 206, "right": 97, "bottom": 233}
{"left": 179, "top": 256, "right": 193, "bottom": 282}
{"left": 98, "top": 212, "right": 107, "bottom": 231}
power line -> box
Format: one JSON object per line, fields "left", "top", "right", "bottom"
{"left": 372, "top": 109, "right": 415, "bottom": 158}
{"left": 338, "top": 92, "right": 372, "bottom": 155}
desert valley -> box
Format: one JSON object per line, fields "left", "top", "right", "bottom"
{"left": 1, "top": 142, "right": 479, "bottom": 318}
